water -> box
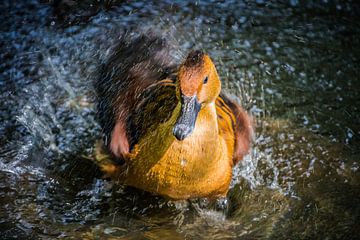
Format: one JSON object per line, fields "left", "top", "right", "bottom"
{"left": 1, "top": 0, "right": 359, "bottom": 239}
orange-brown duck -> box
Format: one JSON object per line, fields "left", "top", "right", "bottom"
{"left": 94, "top": 34, "right": 253, "bottom": 200}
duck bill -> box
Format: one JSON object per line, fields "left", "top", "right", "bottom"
{"left": 173, "top": 95, "right": 201, "bottom": 141}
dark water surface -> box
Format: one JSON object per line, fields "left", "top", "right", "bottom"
{"left": 0, "top": 0, "right": 359, "bottom": 239}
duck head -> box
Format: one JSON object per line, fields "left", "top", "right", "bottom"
{"left": 173, "top": 50, "right": 221, "bottom": 141}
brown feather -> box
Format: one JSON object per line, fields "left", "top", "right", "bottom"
{"left": 95, "top": 34, "right": 177, "bottom": 159}
{"left": 218, "top": 93, "right": 253, "bottom": 164}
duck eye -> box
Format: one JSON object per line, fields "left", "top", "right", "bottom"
{"left": 203, "top": 76, "right": 208, "bottom": 84}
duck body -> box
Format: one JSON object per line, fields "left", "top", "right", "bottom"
{"left": 95, "top": 34, "right": 253, "bottom": 200}
{"left": 125, "top": 100, "right": 233, "bottom": 199}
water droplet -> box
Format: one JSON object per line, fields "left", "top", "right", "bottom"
{"left": 181, "top": 159, "right": 187, "bottom": 167}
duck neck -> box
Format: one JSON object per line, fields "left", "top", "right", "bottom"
{"left": 195, "top": 102, "right": 218, "bottom": 135}
{"left": 152, "top": 101, "right": 220, "bottom": 153}
{"left": 176, "top": 101, "right": 220, "bottom": 149}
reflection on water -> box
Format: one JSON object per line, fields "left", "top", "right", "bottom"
{"left": 0, "top": 0, "right": 359, "bottom": 239}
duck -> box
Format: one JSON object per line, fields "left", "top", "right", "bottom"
{"left": 94, "top": 34, "right": 253, "bottom": 200}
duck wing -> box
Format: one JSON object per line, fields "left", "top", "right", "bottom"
{"left": 95, "top": 34, "right": 177, "bottom": 159}
{"left": 128, "top": 79, "right": 178, "bottom": 149}
{"left": 216, "top": 93, "right": 253, "bottom": 165}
